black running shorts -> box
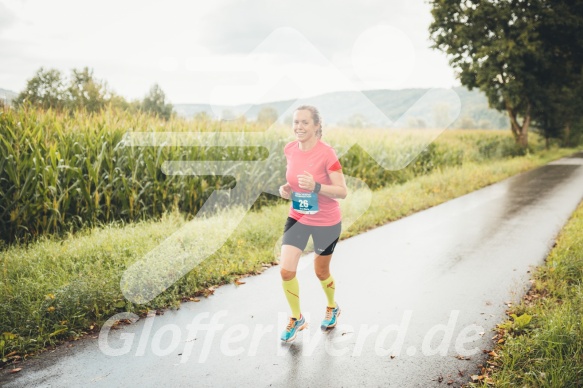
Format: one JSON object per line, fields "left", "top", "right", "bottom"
{"left": 282, "top": 217, "right": 342, "bottom": 256}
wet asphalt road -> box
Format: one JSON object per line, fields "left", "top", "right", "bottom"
{"left": 2, "top": 153, "right": 583, "bottom": 388}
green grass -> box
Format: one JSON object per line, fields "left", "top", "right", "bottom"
{"left": 469, "top": 197, "right": 583, "bottom": 387}
{"left": 0, "top": 146, "right": 576, "bottom": 364}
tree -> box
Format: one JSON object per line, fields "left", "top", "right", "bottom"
{"left": 220, "top": 109, "right": 236, "bottom": 121}
{"left": 429, "top": 0, "right": 583, "bottom": 148}
{"left": 256, "top": 106, "right": 279, "bottom": 125}
{"left": 343, "top": 113, "right": 370, "bottom": 129}
{"left": 67, "top": 67, "right": 109, "bottom": 113}
{"left": 429, "top": 0, "right": 549, "bottom": 148}
{"left": 15, "top": 67, "right": 67, "bottom": 110}
{"left": 15, "top": 67, "right": 115, "bottom": 113}
{"left": 458, "top": 116, "right": 476, "bottom": 129}
{"left": 15, "top": 67, "right": 183, "bottom": 118}
{"left": 407, "top": 117, "right": 427, "bottom": 129}
{"left": 108, "top": 92, "right": 141, "bottom": 113}
{"left": 530, "top": 0, "right": 583, "bottom": 146}
{"left": 194, "top": 111, "right": 212, "bottom": 122}
{"left": 141, "top": 84, "right": 173, "bottom": 120}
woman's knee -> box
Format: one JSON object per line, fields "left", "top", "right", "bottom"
{"left": 314, "top": 269, "right": 330, "bottom": 280}
{"left": 280, "top": 268, "right": 296, "bottom": 281}
{"left": 314, "top": 254, "right": 332, "bottom": 280}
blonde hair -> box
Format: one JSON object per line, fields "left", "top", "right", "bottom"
{"left": 295, "top": 105, "right": 323, "bottom": 138}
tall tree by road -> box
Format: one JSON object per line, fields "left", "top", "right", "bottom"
{"left": 532, "top": 0, "right": 583, "bottom": 146}
{"left": 429, "top": 0, "right": 583, "bottom": 148}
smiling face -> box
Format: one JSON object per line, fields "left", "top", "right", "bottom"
{"left": 293, "top": 109, "right": 320, "bottom": 143}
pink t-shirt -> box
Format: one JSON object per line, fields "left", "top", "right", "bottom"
{"left": 284, "top": 139, "right": 342, "bottom": 226}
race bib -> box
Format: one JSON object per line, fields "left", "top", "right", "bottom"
{"left": 291, "top": 192, "right": 319, "bottom": 214}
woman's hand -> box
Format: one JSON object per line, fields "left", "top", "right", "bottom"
{"left": 279, "top": 183, "right": 292, "bottom": 199}
{"left": 297, "top": 171, "right": 315, "bottom": 191}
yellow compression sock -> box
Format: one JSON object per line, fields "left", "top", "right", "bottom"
{"left": 282, "top": 277, "right": 301, "bottom": 319}
{"left": 320, "top": 275, "right": 337, "bottom": 308}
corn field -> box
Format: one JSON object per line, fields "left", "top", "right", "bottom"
{"left": 0, "top": 105, "right": 534, "bottom": 246}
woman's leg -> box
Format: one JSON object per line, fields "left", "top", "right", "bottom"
{"left": 280, "top": 217, "right": 310, "bottom": 319}
{"left": 314, "top": 254, "right": 336, "bottom": 308}
{"left": 280, "top": 244, "right": 303, "bottom": 319}
{"left": 312, "top": 222, "right": 341, "bottom": 309}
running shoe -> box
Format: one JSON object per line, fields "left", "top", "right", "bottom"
{"left": 280, "top": 314, "right": 308, "bottom": 342}
{"left": 321, "top": 303, "right": 341, "bottom": 330}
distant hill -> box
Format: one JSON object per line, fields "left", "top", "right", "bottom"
{"left": 174, "top": 87, "right": 509, "bottom": 129}
{"left": 0, "top": 88, "right": 17, "bottom": 105}
{"left": 1, "top": 85, "right": 508, "bottom": 129}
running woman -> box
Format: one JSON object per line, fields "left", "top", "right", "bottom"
{"left": 278, "top": 105, "right": 347, "bottom": 342}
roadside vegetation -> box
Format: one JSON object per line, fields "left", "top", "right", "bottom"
{"left": 469, "top": 200, "right": 583, "bottom": 387}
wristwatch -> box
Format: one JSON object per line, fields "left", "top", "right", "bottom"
{"left": 313, "top": 182, "right": 321, "bottom": 194}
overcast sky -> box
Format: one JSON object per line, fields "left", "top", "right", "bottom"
{"left": 0, "top": 0, "right": 459, "bottom": 105}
